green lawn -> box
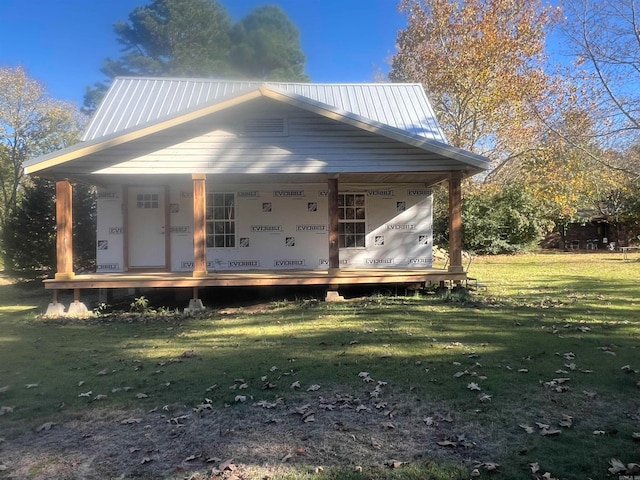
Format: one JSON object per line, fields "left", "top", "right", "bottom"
{"left": 0, "top": 251, "right": 639, "bottom": 479}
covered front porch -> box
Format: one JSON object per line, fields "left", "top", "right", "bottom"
{"left": 47, "top": 172, "right": 467, "bottom": 310}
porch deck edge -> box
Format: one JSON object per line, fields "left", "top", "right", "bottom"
{"left": 43, "top": 269, "right": 466, "bottom": 290}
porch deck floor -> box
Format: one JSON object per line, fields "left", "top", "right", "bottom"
{"left": 44, "top": 268, "right": 466, "bottom": 290}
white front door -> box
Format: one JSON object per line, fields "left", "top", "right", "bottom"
{"left": 128, "top": 187, "right": 166, "bottom": 268}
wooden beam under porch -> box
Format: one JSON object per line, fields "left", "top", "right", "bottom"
{"left": 43, "top": 268, "right": 466, "bottom": 291}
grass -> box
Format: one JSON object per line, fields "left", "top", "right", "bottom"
{"left": 0, "top": 251, "right": 639, "bottom": 479}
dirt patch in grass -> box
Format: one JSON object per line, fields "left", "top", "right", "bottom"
{"left": 1, "top": 386, "right": 496, "bottom": 479}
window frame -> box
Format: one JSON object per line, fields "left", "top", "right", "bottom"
{"left": 338, "top": 192, "right": 366, "bottom": 249}
{"left": 206, "top": 192, "right": 236, "bottom": 248}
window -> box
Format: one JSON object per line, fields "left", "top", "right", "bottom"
{"left": 206, "top": 193, "right": 235, "bottom": 248}
{"left": 338, "top": 193, "right": 366, "bottom": 248}
{"left": 136, "top": 193, "right": 158, "bottom": 209}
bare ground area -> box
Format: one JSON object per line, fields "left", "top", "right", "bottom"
{"left": 1, "top": 387, "right": 497, "bottom": 479}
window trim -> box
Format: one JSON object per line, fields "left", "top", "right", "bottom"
{"left": 338, "top": 192, "right": 366, "bottom": 249}
{"left": 206, "top": 192, "right": 236, "bottom": 249}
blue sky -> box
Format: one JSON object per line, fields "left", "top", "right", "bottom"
{"left": 0, "top": 0, "right": 406, "bottom": 107}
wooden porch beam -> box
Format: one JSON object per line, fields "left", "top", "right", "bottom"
{"left": 448, "top": 172, "right": 464, "bottom": 273}
{"left": 328, "top": 176, "right": 339, "bottom": 271}
{"left": 55, "top": 179, "right": 74, "bottom": 279}
{"left": 192, "top": 174, "right": 208, "bottom": 277}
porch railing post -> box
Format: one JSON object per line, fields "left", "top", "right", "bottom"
{"left": 448, "top": 172, "right": 464, "bottom": 273}
{"left": 55, "top": 179, "right": 75, "bottom": 279}
{"left": 192, "top": 174, "right": 208, "bottom": 277}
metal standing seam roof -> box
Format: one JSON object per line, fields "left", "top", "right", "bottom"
{"left": 81, "top": 77, "right": 449, "bottom": 144}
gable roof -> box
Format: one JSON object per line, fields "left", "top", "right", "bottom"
{"left": 82, "top": 77, "right": 449, "bottom": 143}
{"left": 24, "top": 77, "right": 489, "bottom": 178}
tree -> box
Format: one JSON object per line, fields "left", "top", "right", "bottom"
{"left": 83, "top": 0, "right": 232, "bottom": 114}
{"left": 560, "top": 0, "right": 640, "bottom": 177}
{"left": 462, "top": 183, "right": 551, "bottom": 254}
{"left": 230, "top": 5, "right": 309, "bottom": 81}
{"left": 390, "top": 0, "right": 561, "bottom": 173}
{"left": 84, "top": 0, "right": 309, "bottom": 113}
{"left": 0, "top": 66, "right": 86, "bottom": 258}
{"left": 4, "top": 177, "right": 55, "bottom": 274}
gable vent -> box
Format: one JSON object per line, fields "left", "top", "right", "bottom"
{"left": 239, "top": 117, "right": 288, "bottom": 137}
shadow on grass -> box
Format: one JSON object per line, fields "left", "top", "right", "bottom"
{"left": 1, "top": 270, "right": 639, "bottom": 479}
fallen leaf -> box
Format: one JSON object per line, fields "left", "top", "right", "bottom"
{"left": 96, "top": 369, "right": 109, "bottom": 376}
{"left": 135, "top": 393, "right": 148, "bottom": 399}
{"left": 437, "top": 440, "right": 457, "bottom": 447}
{"left": 120, "top": 417, "right": 142, "bottom": 424}
{"left": 535, "top": 422, "right": 550, "bottom": 430}
{"left": 0, "top": 406, "right": 14, "bottom": 415}
{"left": 36, "top": 422, "right": 56, "bottom": 432}
{"left": 467, "top": 382, "right": 481, "bottom": 391}
{"left": 281, "top": 453, "right": 294, "bottom": 463}
{"left": 540, "top": 428, "right": 561, "bottom": 437}
{"left": 558, "top": 414, "right": 573, "bottom": 428}
{"left": 234, "top": 395, "right": 246, "bottom": 403}
{"left": 520, "top": 424, "right": 535, "bottom": 434}
{"left": 609, "top": 458, "right": 627, "bottom": 475}
{"left": 384, "top": 459, "right": 404, "bottom": 468}
{"left": 307, "top": 384, "right": 321, "bottom": 391}
{"left": 481, "top": 462, "right": 500, "bottom": 472}
{"left": 140, "top": 457, "right": 152, "bottom": 465}
{"left": 477, "top": 393, "right": 492, "bottom": 403}
{"left": 180, "top": 349, "right": 197, "bottom": 358}
{"left": 92, "top": 394, "right": 108, "bottom": 401}
{"left": 25, "top": 383, "right": 39, "bottom": 389}
{"left": 593, "top": 430, "right": 606, "bottom": 435}
{"left": 0, "top": 386, "right": 10, "bottom": 394}
{"left": 218, "top": 458, "right": 235, "bottom": 471}
{"left": 530, "top": 462, "right": 540, "bottom": 473}
{"left": 453, "top": 370, "right": 468, "bottom": 378}
{"left": 632, "top": 432, "right": 640, "bottom": 441}
{"left": 380, "top": 421, "right": 396, "bottom": 429}
{"left": 290, "top": 381, "right": 300, "bottom": 389}
{"left": 518, "top": 369, "right": 529, "bottom": 373}
{"left": 183, "top": 454, "right": 199, "bottom": 462}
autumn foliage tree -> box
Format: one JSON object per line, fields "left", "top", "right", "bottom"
{"left": 0, "top": 66, "right": 92, "bottom": 274}
{"left": 391, "top": 0, "right": 561, "bottom": 173}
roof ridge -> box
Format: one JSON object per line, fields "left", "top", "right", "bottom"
{"left": 111, "top": 76, "right": 424, "bottom": 87}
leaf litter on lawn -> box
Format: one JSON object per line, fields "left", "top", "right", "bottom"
{"left": 1, "top": 375, "right": 500, "bottom": 479}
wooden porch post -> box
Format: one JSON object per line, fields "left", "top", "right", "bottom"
{"left": 192, "top": 174, "right": 208, "bottom": 277}
{"left": 448, "top": 172, "right": 464, "bottom": 273}
{"left": 328, "top": 176, "right": 340, "bottom": 272}
{"left": 55, "top": 179, "right": 74, "bottom": 279}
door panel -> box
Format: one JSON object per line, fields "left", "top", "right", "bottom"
{"left": 128, "top": 187, "right": 166, "bottom": 268}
